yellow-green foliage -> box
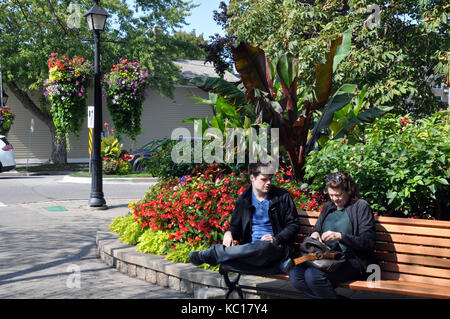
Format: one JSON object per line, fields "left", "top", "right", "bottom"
{"left": 136, "top": 230, "right": 171, "bottom": 255}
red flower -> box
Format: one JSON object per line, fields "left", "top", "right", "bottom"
{"left": 400, "top": 116, "right": 411, "bottom": 127}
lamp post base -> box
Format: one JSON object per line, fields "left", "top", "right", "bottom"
{"left": 88, "top": 196, "right": 107, "bottom": 209}
{"left": 88, "top": 204, "right": 108, "bottom": 211}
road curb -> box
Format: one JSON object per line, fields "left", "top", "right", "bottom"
{"left": 62, "top": 175, "right": 160, "bottom": 184}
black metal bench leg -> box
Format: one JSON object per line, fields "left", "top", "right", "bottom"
{"left": 221, "top": 270, "right": 244, "bottom": 299}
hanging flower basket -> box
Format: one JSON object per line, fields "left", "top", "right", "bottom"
{"left": 44, "top": 52, "right": 93, "bottom": 141}
{"left": 103, "top": 58, "right": 149, "bottom": 141}
{"left": 0, "top": 105, "right": 14, "bottom": 136}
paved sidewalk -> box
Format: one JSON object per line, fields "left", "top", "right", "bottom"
{"left": 0, "top": 198, "right": 191, "bottom": 299}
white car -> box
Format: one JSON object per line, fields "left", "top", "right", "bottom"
{"left": 0, "top": 135, "right": 15, "bottom": 172}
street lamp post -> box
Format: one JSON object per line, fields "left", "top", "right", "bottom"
{"left": 85, "top": 0, "right": 109, "bottom": 208}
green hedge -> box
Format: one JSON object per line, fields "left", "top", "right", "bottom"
{"left": 304, "top": 110, "right": 450, "bottom": 219}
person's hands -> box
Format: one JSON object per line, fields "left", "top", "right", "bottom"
{"left": 310, "top": 232, "right": 323, "bottom": 243}
{"left": 321, "top": 231, "right": 342, "bottom": 242}
{"left": 261, "top": 234, "right": 277, "bottom": 244}
{"left": 223, "top": 231, "right": 234, "bottom": 247}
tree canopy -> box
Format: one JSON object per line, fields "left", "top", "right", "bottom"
{"left": 227, "top": 0, "right": 449, "bottom": 117}
{"left": 0, "top": 0, "right": 204, "bottom": 162}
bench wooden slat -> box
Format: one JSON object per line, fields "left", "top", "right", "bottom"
{"left": 299, "top": 225, "right": 313, "bottom": 235}
{"left": 340, "top": 280, "right": 450, "bottom": 299}
{"left": 299, "top": 217, "right": 318, "bottom": 226}
{"left": 376, "top": 233, "right": 450, "bottom": 248}
{"left": 376, "top": 242, "right": 450, "bottom": 258}
{"left": 376, "top": 215, "right": 450, "bottom": 229}
{"left": 380, "top": 261, "right": 450, "bottom": 279}
{"left": 298, "top": 210, "right": 320, "bottom": 217}
{"left": 375, "top": 252, "right": 450, "bottom": 269}
{"left": 381, "top": 271, "right": 450, "bottom": 287}
{"left": 376, "top": 223, "right": 450, "bottom": 238}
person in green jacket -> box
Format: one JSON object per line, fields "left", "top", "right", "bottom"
{"left": 289, "top": 171, "right": 377, "bottom": 299}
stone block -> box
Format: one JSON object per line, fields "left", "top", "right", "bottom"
{"left": 128, "top": 264, "right": 137, "bottom": 278}
{"left": 180, "top": 278, "right": 194, "bottom": 294}
{"left": 157, "top": 272, "right": 169, "bottom": 287}
{"left": 168, "top": 276, "right": 181, "bottom": 291}
{"left": 136, "top": 266, "right": 146, "bottom": 281}
{"left": 145, "top": 268, "right": 157, "bottom": 284}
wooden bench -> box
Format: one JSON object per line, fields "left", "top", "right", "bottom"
{"left": 221, "top": 211, "right": 450, "bottom": 299}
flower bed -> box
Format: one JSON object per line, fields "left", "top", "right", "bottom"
{"left": 110, "top": 166, "right": 326, "bottom": 269}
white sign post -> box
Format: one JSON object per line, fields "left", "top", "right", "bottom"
{"left": 87, "top": 106, "right": 95, "bottom": 129}
{"left": 26, "top": 119, "right": 34, "bottom": 171}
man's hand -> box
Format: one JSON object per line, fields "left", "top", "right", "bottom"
{"left": 321, "top": 231, "right": 342, "bottom": 242}
{"left": 261, "top": 234, "right": 277, "bottom": 244}
{"left": 223, "top": 231, "right": 234, "bottom": 247}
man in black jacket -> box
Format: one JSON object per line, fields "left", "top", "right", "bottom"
{"left": 189, "top": 162, "right": 300, "bottom": 275}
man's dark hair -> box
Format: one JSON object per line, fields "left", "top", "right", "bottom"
{"left": 248, "top": 162, "right": 274, "bottom": 177}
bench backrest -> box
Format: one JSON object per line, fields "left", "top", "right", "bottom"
{"left": 298, "top": 211, "right": 450, "bottom": 287}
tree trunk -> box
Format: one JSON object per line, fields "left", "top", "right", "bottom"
{"left": 49, "top": 126, "right": 67, "bottom": 164}
{"left": 7, "top": 81, "right": 68, "bottom": 164}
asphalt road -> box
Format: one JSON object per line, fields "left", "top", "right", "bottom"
{"left": 0, "top": 171, "right": 152, "bottom": 205}
{"left": 0, "top": 172, "right": 192, "bottom": 299}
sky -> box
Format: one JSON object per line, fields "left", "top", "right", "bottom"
{"left": 180, "top": 0, "right": 226, "bottom": 39}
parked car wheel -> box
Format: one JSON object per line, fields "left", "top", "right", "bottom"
{"left": 132, "top": 157, "right": 148, "bottom": 172}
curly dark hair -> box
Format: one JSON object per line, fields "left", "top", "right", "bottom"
{"left": 325, "top": 171, "right": 360, "bottom": 204}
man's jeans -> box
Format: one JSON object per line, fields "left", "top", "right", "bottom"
{"left": 203, "top": 240, "right": 288, "bottom": 275}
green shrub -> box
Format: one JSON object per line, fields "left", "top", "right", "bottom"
{"left": 136, "top": 229, "right": 172, "bottom": 255}
{"left": 112, "top": 214, "right": 145, "bottom": 245}
{"left": 101, "top": 135, "right": 122, "bottom": 158}
{"left": 142, "top": 139, "right": 196, "bottom": 178}
{"left": 304, "top": 110, "right": 449, "bottom": 219}
{"left": 110, "top": 214, "right": 134, "bottom": 234}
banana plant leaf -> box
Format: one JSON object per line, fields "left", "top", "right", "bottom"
{"left": 333, "top": 28, "right": 352, "bottom": 73}
{"left": 312, "top": 36, "right": 343, "bottom": 109}
{"left": 305, "top": 84, "right": 357, "bottom": 153}
{"left": 232, "top": 42, "right": 275, "bottom": 100}
{"left": 191, "top": 76, "right": 246, "bottom": 106}
{"left": 277, "top": 53, "right": 299, "bottom": 124}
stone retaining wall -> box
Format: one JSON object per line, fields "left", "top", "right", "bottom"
{"left": 95, "top": 231, "right": 301, "bottom": 299}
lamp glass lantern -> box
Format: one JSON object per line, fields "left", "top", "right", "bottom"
{"left": 84, "top": 3, "right": 110, "bottom": 32}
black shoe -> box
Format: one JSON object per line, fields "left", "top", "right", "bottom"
{"left": 189, "top": 251, "right": 205, "bottom": 266}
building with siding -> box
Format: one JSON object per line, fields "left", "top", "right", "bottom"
{"left": 5, "top": 60, "right": 239, "bottom": 164}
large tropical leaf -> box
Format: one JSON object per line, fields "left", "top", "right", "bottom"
{"left": 312, "top": 35, "right": 344, "bottom": 109}
{"left": 191, "top": 76, "right": 246, "bottom": 106}
{"left": 305, "top": 84, "right": 357, "bottom": 152}
{"left": 333, "top": 28, "right": 352, "bottom": 73}
{"left": 232, "top": 42, "right": 275, "bottom": 99}
{"left": 276, "top": 53, "right": 299, "bottom": 122}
